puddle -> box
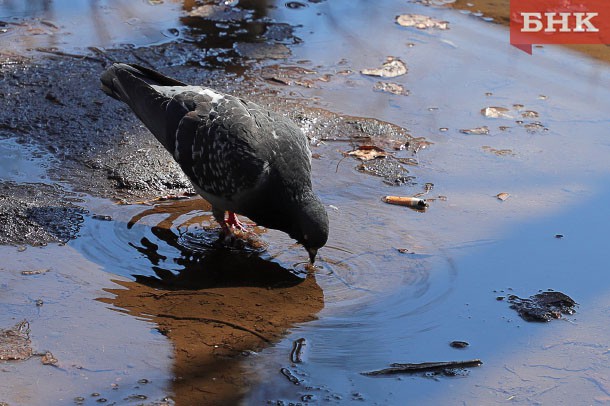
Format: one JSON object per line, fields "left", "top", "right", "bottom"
{"left": 0, "top": 0, "right": 185, "bottom": 53}
{"left": 0, "top": 138, "right": 52, "bottom": 184}
{"left": 1, "top": 0, "right": 610, "bottom": 405}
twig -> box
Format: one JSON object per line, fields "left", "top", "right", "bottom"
{"left": 362, "top": 359, "right": 483, "bottom": 376}
{"left": 34, "top": 48, "right": 104, "bottom": 63}
{"left": 156, "top": 313, "right": 271, "bottom": 343}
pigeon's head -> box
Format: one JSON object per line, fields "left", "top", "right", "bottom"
{"left": 291, "top": 196, "right": 329, "bottom": 264}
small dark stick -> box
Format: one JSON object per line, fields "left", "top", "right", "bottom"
{"left": 362, "top": 359, "right": 483, "bottom": 376}
{"left": 290, "top": 338, "right": 307, "bottom": 363}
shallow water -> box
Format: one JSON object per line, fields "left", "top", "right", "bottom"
{"left": 0, "top": 0, "right": 185, "bottom": 52}
{"left": 2, "top": 0, "right": 610, "bottom": 405}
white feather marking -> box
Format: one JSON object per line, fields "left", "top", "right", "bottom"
{"left": 151, "top": 85, "right": 224, "bottom": 104}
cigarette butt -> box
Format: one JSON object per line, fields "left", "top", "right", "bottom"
{"left": 382, "top": 196, "right": 428, "bottom": 208}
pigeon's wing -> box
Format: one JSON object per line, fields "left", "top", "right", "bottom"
{"left": 166, "top": 89, "right": 272, "bottom": 203}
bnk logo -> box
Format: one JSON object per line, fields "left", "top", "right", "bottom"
{"left": 510, "top": 0, "right": 610, "bottom": 53}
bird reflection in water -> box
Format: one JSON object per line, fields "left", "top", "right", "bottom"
{"left": 125, "top": 197, "right": 306, "bottom": 290}
{"left": 101, "top": 197, "right": 324, "bottom": 404}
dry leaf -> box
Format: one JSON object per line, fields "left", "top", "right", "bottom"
{"left": 396, "top": 14, "right": 449, "bottom": 30}
{"left": 373, "top": 81, "right": 410, "bottom": 96}
{"left": 347, "top": 146, "right": 388, "bottom": 161}
{"left": 496, "top": 192, "right": 510, "bottom": 201}
{"left": 521, "top": 110, "right": 539, "bottom": 118}
{"left": 481, "top": 106, "right": 513, "bottom": 119}
{"left": 361, "top": 56, "right": 407, "bottom": 78}
{"left": 0, "top": 321, "right": 32, "bottom": 361}
{"left": 460, "top": 126, "right": 489, "bottom": 135}
{"left": 41, "top": 351, "right": 58, "bottom": 365}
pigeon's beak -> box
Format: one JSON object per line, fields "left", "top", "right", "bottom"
{"left": 307, "top": 248, "right": 318, "bottom": 264}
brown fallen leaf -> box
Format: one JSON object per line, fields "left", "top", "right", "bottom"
{"left": 395, "top": 14, "right": 449, "bottom": 30}
{"left": 361, "top": 56, "right": 407, "bottom": 78}
{"left": 496, "top": 192, "right": 510, "bottom": 201}
{"left": 41, "top": 351, "right": 58, "bottom": 365}
{"left": 346, "top": 145, "right": 388, "bottom": 161}
{"left": 0, "top": 321, "right": 32, "bottom": 361}
{"left": 460, "top": 126, "right": 490, "bottom": 135}
{"left": 373, "top": 81, "right": 410, "bottom": 96}
{"left": 481, "top": 106, "right": 513, "bottom": 119}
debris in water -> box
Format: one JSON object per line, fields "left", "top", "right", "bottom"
{"left": 522, "top": 121, "right": 548, "bottom": 133}
{"left": 92, "top": 214, "right": 112, "bottom": 221}
{"left": 361, "top": 56, "right": 408, "bottom": 78}
{"left": 396, "top": 157, "right": 418, "bottom": 166}
{"left": 263, "top": 65, "right": 319, "bottom": 88}
{"left": 358, "top": 159, "right": 414, "bottom": 186}
{"left": 460, "top": 126, "right": 489, "bottom": 135}
{"left": 280, "top": 367, "right": 301, "bottom": 384}
{"left": 285, "top": 1, "right": 307, "bottom": 8}
{"left": 290, "top": 338, "right": 307, "bottom": 363}
{"left": 481, "top": 106, "right": 512, "bottom": 119}
{"left": 362, "top": 359, "right": 482, "bottom": 376}
{"left": 234, "top": 42, "right": 291, "bottom": 60}
{"left": 21, "top": 269, "right": 49, "bottom": 276}
{"left": 450, "top": 341, "right": 469, "bottom": 349}
{"left": 496, "top": 192, "right": 510, "bottom": 201}
{"left": 521, "top": 110, "right": 539, "bottom": 118}
{"left": 41, "top": 351, "right": 58, "bottom": 365}
{"left": 0, "top": 320, "right": 32, "bottom": 361}
{"left": 555, "top": 234, "right": 564, "bottom": 239}
{"left": 507, "top": 291, "right": 577, "bottom": 322}
{"left": 382, "top": 195, "right": 428, "bottom": 209}
{"left": 188, "top": 4, "right": 254, "bottom": 21}
{"left": 395, "top": 14, "right": 450, "bottom": 30}
{"left": 482, "top": 146, "right": 515, "bottom": 156}
{"left": 346, "top": 145, "right": 388, "bottom": 161}
{"left": 373, "top": 81, "right": 410, "bottom": 96}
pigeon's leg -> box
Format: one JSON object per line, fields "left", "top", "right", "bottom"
{"left": 226, "top": 211, "right": 247, "bottom": 232}
{"left": 212, "top": 207, "right": 233, "bottom": 238}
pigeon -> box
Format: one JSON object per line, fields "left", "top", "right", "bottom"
{"left": 100, "top": 63, "right": 329, "bottom": 263}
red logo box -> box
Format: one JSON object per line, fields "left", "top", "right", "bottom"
{"left": 510, "top": 0, "right": 610, "bottom": 53}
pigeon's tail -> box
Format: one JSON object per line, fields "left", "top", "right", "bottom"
{"left": 100, "top": 63, "right": 186, "bottom": 150}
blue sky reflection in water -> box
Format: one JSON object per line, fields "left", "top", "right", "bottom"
{"left": 240, "top": 0, "right": 610, "bottom": 404}
{"left": 0, "top": 0, "right": 185, "bottom": 51}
